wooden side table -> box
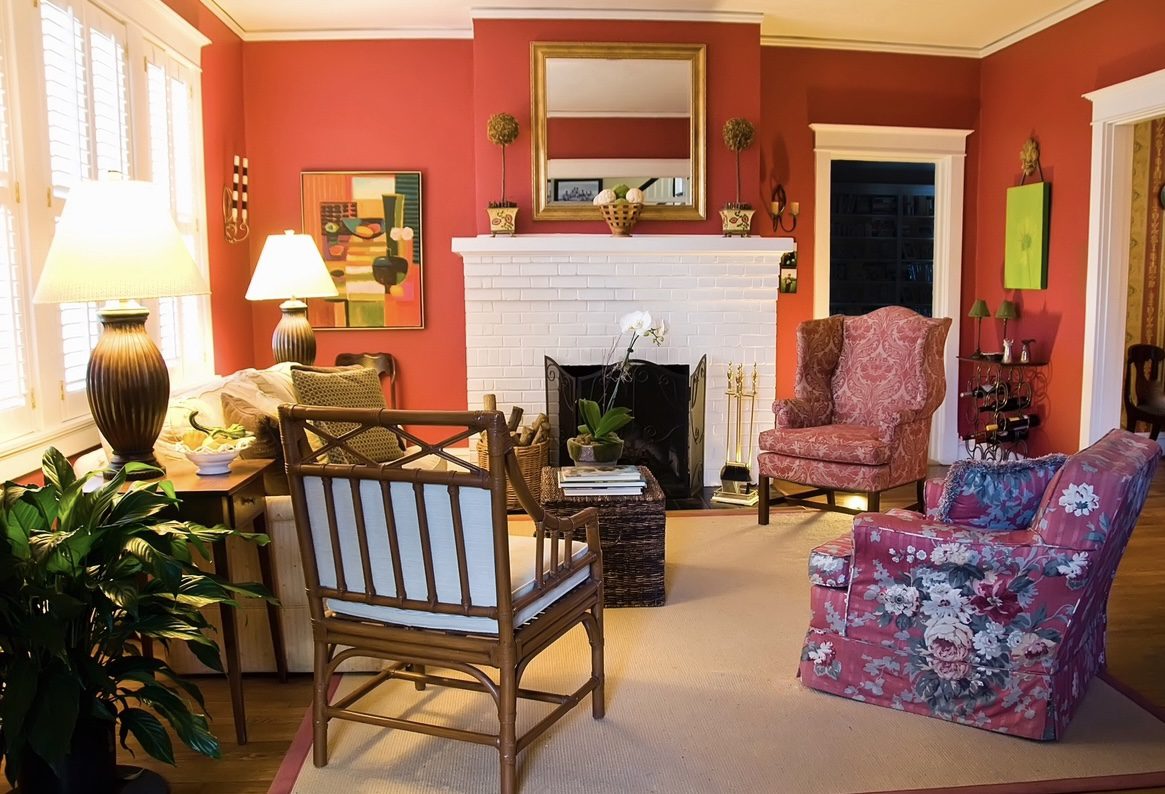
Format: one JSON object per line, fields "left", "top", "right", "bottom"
{"left": 163, "top": 458, "right": 288, "bottom": 745}
{"left": 539, "top": 466, "right": 667, "bottom": 607}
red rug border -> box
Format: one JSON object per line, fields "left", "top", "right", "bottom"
{"left": 267, "top": 671, "right": 1165, "bottom": 794}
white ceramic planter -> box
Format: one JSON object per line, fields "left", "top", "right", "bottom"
{"left": 719, "top": 208, "right": 755, "bottom": 237}
{"left": 487, "top": 206, "right": 518, "bottom": 236}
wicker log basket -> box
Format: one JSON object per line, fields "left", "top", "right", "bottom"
{"left": 477, "top": 437, "right": 549, "bottom": 510}
{"left": 598, "top": 202, "right": 643, "bottom": 237}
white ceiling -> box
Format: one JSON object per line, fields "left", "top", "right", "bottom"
{"left": 204, "top": 0, "right": 1106, "bottom": 57}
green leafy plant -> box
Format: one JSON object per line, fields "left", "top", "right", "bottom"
{"left": 0, "top": 449, "right": 273, "bottom": 786}
{"left": 486, "top": 112, "right": 520, "bottom": 208}
{"left": 574, "top": 399, "right": 633, "bottom": 444}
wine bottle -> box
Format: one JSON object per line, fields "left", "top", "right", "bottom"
{"left": 998, "top": 413, "right": 1040, "bottom": 433}
{"left": 977, "top": 395, "right": 1032, "bottom": 413}
{"left": 959, "top": 382, "right": 1006, "bottom": 399}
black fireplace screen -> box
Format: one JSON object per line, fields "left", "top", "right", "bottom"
{"left": 545, "top": 356, "right": 707, "bottom": 499}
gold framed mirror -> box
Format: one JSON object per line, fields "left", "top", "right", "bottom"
{"left": 531, "top": 42, "right": 706, "bottom": 222}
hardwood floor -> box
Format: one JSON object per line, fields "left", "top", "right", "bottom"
{"left": 130, "top": 471, "right": 1165, "bottom": 793}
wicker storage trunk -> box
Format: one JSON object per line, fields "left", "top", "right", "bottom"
{"left": 539, "top": 466, "right": 666, "bottom": 607}
{"left": 476, "top": 438, "right": 548, "bottom": 510}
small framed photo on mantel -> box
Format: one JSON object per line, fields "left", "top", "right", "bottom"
{"left": 553, "top": 179, "right": 602, "bottom": 203}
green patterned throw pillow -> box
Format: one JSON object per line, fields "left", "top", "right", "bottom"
{"left": 290, "top": 365, "right": 403, "bottom": 464}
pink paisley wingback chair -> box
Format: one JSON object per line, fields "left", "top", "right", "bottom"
{"left": 757, "top": 306, "right": 951, "bottom": 523}
{"left": 800, "top": 429, "right": 1160, "bottom": 740}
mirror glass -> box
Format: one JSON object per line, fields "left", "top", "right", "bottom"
{"left": 532, "top": 43, "right": 705, "bottom": 221}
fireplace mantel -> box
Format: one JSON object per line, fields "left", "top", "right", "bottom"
{"left": 452, "top": 233, "right": 792, "bottom": 486}
{"left": 451, "top": 233, "right": 795, "bottom": 257}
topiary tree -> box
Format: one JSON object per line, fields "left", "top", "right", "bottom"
{"left": 487, "top": 113, "right": 520, "bottom": 208}
{"left": 722, "top": 117, "right": 756, "bottom": 209}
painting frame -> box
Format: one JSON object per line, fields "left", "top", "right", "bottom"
{"left": 1003, "top": 181, "right": 1051, "bottom": 290}
{"left": 553, "top": 179, "right": 602, "bottom": 203}
{"left": 301, "top": 170, "right": 425, "bottom": 330}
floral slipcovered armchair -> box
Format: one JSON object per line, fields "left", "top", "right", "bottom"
{"left": 758, "top": 306, "right": 951, "bottom": 524}
{"left": 799, "top": 429, "right": 1160, "bottom": 740}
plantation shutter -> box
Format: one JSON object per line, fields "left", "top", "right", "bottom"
{"left": 0, "top": 14, "right": 33, "bottom": 438}
{"left": 39, "top": 0, "right": 130, "bottom": 408}
{"left": 146, "top": 48, "right": 207, "bottom": 384}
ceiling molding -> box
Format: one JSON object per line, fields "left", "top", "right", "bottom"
{"left": 760, "top": 35, "right": 979, "bottom": 59}
{"left": 978, "top": 0, "right": 1105, "bottom": 56}
{"left": 200, "top": 0, "right": 247, "bottom": 40}
{"left": 471, "top": 7, "right": 763, "bottom": 25}
{"left": 243, "top": 27, "right": 474, "bottom": 42}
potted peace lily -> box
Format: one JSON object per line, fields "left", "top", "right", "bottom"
{"left": 486, "top": 112, "right": 520, "bottom": 236}
{"left": 720, "top": 117, "right": 756, "bottom": 236}
{"left": 0, "top": 450, "right": 272, "bottom": 794}
{"left": 567, "top": 310, "right": 667, "bottom": 464}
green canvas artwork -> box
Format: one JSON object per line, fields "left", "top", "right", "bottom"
{"left": 1003, "top": 182, "right": 1051, "bottom": 290}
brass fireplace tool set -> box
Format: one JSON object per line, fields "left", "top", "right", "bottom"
{"left": 712, "top": 362, "right": 760, "bottom": 506}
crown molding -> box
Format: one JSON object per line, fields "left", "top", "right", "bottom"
{"left": 979, "top": 0, "right": 1104, "bottom": 56}
{"left": 471, "top": 7, "right": 763, "bottom": 25}
{"left": 243, "top": 27, "right": 474, "bottom": 42}
{"left": 200, "top": 0, "right": 247, "bottom": 40}
{"left": 760, "top": 35, "right": 978, "bottom": 59}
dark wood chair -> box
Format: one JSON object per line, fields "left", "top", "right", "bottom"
{"left": 335, "top": 352, "right": 398, "bottom": 407}
{"left": 278, "top": 405, "right": 605, "bottom": 794}
{"left": 1124, "top": 343, "right": 1165, "bottom": 440}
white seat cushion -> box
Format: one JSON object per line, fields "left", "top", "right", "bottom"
{"left": 326, "top": 535, "right": 591, "bottom": 634}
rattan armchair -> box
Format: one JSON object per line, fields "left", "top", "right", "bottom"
{"left": 278, "top": 405, "right": 605, "bottom": 794}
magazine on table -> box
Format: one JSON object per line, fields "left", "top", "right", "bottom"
{"left": 558, "top": 465, "right": 644, "bottom": 484}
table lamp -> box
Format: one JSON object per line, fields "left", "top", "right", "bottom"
{"left": 968, "top": 299, "right": 990, "bottom": 358}
{"left": 245, "top": 230, "right": 338, "bottom": 365}
{"left": 996, "top": 299, "right": 1018, "bottom": 343}
{"left": 33, "top": 178, "right": 209, "bottom": 479}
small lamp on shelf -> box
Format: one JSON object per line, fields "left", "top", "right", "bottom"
{"left": 33, "top": 178, "right": 210, "bottom": 479}
{"left": 968, "top": 299, "right": 990, "bottom": 358}
{"left": 245, "top": 230, "right": 339, "bottom": 365}
{"left": 996, "top": 299, "right": 1018, "bottom": 344}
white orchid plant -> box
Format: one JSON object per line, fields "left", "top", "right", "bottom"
{"left": 574, "top": 310, "right": 667, "bottom": 445}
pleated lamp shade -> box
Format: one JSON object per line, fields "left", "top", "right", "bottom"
{"left": 995, "top": 300, "right": 1019, "bottom": 320}
{"left": 968, "top": 299, "right": 990, "bottom": 318}
{"left": 33, "top": 179, "right": 208, "bottom": 304}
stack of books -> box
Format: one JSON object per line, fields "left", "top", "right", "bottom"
{"left": 557, "top": 465, "right": 646, "bottom": 496}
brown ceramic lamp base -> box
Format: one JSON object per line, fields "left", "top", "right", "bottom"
{"left": 88, "top": 302, "right": 168, "bottom": 480}
{"left": 272, "top": 298, "right": 317, "bottom": 365}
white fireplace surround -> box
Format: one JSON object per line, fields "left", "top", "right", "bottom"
{"left": 451, "top": 234, "right": 794, "bottom": 487}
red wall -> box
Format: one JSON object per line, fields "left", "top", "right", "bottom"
{"left": 472, "top": 19, "right": 761, "bottom": 235}
{"left": 163, "top": 0, "right": 254, "bottom": 374}
{"left": 974, "top": 0, "right": 1165, "bottom": 454}
{"left": 759, "top": 48, "right": 981, "bottom": 397}
{"left": 546, "top": 116, "right": 690, "bottom": 159}
{"left": 240, "top": 40, "right": 475, "bottom": 414}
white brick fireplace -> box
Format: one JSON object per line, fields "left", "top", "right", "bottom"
{"left": 451, "top": 234, "right": 795, "bottom": 486}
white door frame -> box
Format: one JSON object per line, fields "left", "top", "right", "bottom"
{"left": 1080, "top": 68, "right": 1165, "bottom": 449}
{"left": 811, "top": 124, "right": 972, "bottom": 465}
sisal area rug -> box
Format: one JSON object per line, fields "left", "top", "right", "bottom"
{"left": 272, "top": 512, "right": 1165, "bottom": 794}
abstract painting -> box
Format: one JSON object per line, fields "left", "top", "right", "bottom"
{"left": 1003, "top": 182, "right": 1050, "bottom": 290}
{"left": 301, "top": 171, "right": 424, "bottom": 329}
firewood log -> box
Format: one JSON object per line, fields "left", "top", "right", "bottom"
{"left": 507, "top": 406, "right": 524, "bottom": 431}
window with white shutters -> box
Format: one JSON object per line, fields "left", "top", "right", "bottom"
{"left": 39, "top": 0, "right": 132, "bottom": 408}
{"left": 147, "top": 49, "right": 209, "bottom": 386}
{"left": 0, "top": 13, "right": 33, "bottom": 439}
{"left": 0, "top": 0, "right": 212, "bottom": 472}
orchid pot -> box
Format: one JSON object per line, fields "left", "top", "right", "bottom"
{"left": 720, "top": 207, "right": 755, "bottom": 237}
{"left": 487, "top": 205, "right": 518, "bottom": 237}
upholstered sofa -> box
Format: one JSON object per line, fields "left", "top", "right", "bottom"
{"left": 800, "top": 429, "right": 1159, "bottom": 740}
{"left": 77, "top": 364, "right": 470, "bottom": 673}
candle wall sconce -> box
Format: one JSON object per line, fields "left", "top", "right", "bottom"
{"left": 223, "top": 154, "right": 249, "bottom": 244}
{"left": 770, "top": 183, "right": 799, "bottom": 233}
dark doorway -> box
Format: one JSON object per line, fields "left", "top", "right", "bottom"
{"left": 829, "top": 160, "right": 936, "bottom": 317}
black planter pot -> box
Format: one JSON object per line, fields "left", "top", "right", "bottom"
{"left": 17, "top": 716, "right": 117, "bottom": 794}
